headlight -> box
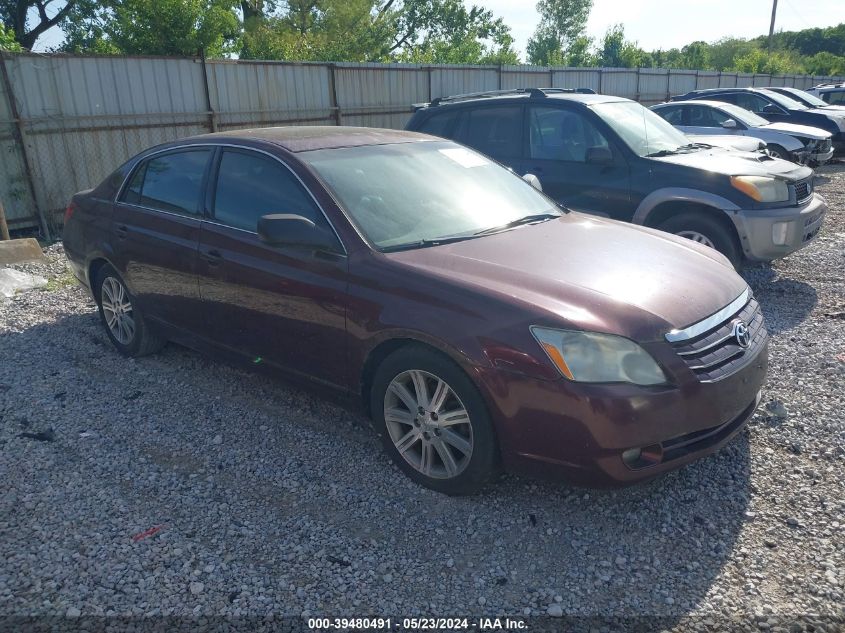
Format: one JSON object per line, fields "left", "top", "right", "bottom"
{"left": 730, "top": 175, "right": 789, "bottom": 203}
{"left": 530, "top": 327, "right": 668, "bottom": 385}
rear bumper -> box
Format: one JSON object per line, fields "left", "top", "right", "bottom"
{"left": 476, "top": 339, "right": 768, "bottom": 486}
{"left": 733, "top": 193, "right": 827, "bottom": 261}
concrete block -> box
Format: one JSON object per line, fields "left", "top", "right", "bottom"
{"left": 0, "top": 238, "right": 46, "bottom": 265}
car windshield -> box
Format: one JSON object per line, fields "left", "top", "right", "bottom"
{"left": 781, "top": 88, "right": 829, "bottom": 108}
{"left": 301, "top": 141, "right": 561, "bottom": 251}
{"left": 717, "top": 103, "right": 771, "bottom": 127}
{"left": 592, "top": 100, "right": 692, "bottom": 157}
{"left": 761, "top": 90, "right": 808, "bottom": 111}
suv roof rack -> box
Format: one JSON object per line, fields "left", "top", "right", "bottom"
{"left": 428, "top": 87, "right": 596, "bottom": 107}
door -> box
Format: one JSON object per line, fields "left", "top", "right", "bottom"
{"left": 522, "top": 105, "right": 631, "bottom": 219}
{"left": 197, "top": 148, "right": 350, "bottom": 388}
{"left": 111, "top": 148, "right": 212, "bottom": 330}
{"left": 455, "top": 103, "right": 524, "bottom": 168}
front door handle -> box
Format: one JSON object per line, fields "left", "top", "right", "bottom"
{"left": 115, "top": 224, "right": 128, "bottom": 240}
{"left": 203, "top": 249, "right": 223, "bottom": 266}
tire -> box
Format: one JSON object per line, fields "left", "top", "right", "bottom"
{"left": 370, "top": 345, "right": 498, "bottom": 495}
{"left": 766, "top": 144, "right": 790, "bottom": 161}
{"left": 658, "top": 212, "right": 742, "bottom": 269}
{"left": 93, "top": 264, "right": 166, "bottom": 357}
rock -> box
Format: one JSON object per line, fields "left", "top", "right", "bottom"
{"left": 547, "top": 604, "right": 563, "bottom": 617}
{"left": 212, "top": 435, "right": 223, "bottom": 445}
{"left": 189, "top": 582, "right": 205, "bottom": 595}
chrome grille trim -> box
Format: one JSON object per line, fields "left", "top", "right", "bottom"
{"left": 665, "top": 288, "right": 751, "bottom": 343}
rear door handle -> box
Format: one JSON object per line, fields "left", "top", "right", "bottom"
{"left": 115, "top": 224, "right": 128, "bottom": 239}
{"left": 203, "top": 249, "right": 223, "bottom": 266}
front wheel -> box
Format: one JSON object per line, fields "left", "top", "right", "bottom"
{"left": 370, "top": 346, "right": 498, "bottom": 495}
{"left": 94, "top": 265, "right": 166, "bottom": 357}
{"left": 658, "top": 212, "right": 742, "bottom": 269}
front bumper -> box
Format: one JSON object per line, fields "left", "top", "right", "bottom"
{"left": 476, "top": 338, "right": 768, "bottom": 486}
{"left": 811, "top": 146, "right": 835, "bottom": 165}
{"left": 732, "top": 193, "right": 827, "bottom": 262}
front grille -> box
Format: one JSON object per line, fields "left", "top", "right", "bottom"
{"left": 794, "top": 178, "right": 812, "bottom": 204}
{"left": 669, "top": 297, "right": 767, "bottom": 382}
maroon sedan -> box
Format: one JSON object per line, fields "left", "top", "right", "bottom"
{"left": 63, "top": 127, "right": 768, "bottom": 495}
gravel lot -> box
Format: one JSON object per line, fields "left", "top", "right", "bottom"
{"left": 1, "top": 164, "right": 844, "bottom": 630}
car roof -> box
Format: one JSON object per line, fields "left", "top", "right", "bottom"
{"left": 419, "top": 89, "right": 626, "bottom": 110}
{"left": 655, "top": 99, "right": 737, "bottom": 109}
{"left": 182, "top": 126, "right": 432, "bottom": 153}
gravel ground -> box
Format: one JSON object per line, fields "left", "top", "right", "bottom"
{"left": 1, "top": 164, "right": 844, "bottom": 631}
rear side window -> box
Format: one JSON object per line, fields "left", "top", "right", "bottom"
{"left": 461, "top": 106, "right": 523, "bottom": 160}
{"left": 212, "top": 149, "right": 323, "bottom": 232}
{"left": 656, "top": 106, "right": 685, "bottom": 125}
{"left": 416, "top": 110, "right": 462, "bottom": 139}
{"left": 120, "top": 150, "right": 211, "bottom": 215}
{"left": 826, "top": 91, "right": 845, "bottom": 105}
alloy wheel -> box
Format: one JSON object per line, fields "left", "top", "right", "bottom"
{"left": 675, "top": 230, "right": 716, "bottom": 249}
{"left": 383, "top": 369, "right": 473, "bottom": 479}
{"left": 100, "top": 276, "right": 135, "bottom": 345}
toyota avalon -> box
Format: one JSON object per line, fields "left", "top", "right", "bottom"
{"left": 63, "top": 127, "right": 768, "bottom": 495}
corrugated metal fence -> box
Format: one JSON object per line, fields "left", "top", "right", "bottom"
{"left": 1, "top": 51, "right": 842, "bottom": 235}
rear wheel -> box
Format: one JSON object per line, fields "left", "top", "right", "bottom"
{"left": 94, "top": 265, "right": 165, "bottom": 357}
{"left": 370, "top": 346, "right": 498, "bottom": 495}
{"left": 658, "top": 212, "right": 742, "bottom": 269}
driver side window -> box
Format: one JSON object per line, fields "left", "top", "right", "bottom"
{"left": 528, "top": 106, "right": 609, "bottom": 162}
{"left": 689, "top": 106, "right": 730, "bottom": 127}
{"left": 212, "top": 149, "right": 324, "bottom": 233}
{"left": 734, "top": 93, "right": 774, "bottom": 114}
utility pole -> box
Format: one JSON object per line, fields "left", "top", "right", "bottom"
{"left": 768, "top": 0, "right": 778, "bottom": 51}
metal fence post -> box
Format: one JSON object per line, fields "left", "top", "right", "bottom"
{"left": 199, "top": 49, "right": 218, "bottom": 132}
{"left": 328, "top": 63, "right": 341, "bottom": 126}
{"left": 0, "top": 52, "right": 50, "bottom": 241}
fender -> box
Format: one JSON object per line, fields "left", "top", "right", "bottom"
{"left": 632, "top": 188, "right": 741, "bottom": 226}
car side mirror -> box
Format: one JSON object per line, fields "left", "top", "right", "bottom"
{"left": 585, "top": 146, "right": 613, "bottom": 165}
{"left": 522, "top": 173, "right": 542, "bottom": 191}
{"left": 257, "top": 214, "right": 340, "bottom": 253}
{"left": 721, "top": 118, "right": 738, "bottom": 129}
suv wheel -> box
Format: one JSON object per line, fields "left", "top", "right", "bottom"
{"left": 658, "top": 212, "right": 741, "bottom": 268}
{"left": 370, "top": 346, "right": 498, "bottom": 495}
{"left": 766, "top": 144, "right": 790, "bottom": 161}
{"left": 94, "top": 265, "right": 166, "bottom": 357}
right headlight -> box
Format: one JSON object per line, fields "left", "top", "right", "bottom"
{"left": 530, "top": 327, "right": 668, "bottom": 386}
{"left": 730, "top": 175, "right": 789, "bottom": 203}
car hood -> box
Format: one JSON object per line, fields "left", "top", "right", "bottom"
{"left": 385, "top": 213, "right": 747, "bottom": 340}
{"left": 763, "top": 121, "right": 833, "bottom": 140}
{"left": 651, "top": 147, "right": 812, "bottom": 179}
{"left": 689, "top": 135, "right": 763, "bottom": 151}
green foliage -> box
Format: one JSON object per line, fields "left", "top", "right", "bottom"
{"left": 595, "top": 24, "right": 649, "bottom": 68}
{"left": 0, "top": 21, "right": 22, "bottom": 50}
{"left": 63, "top": 0, "right": 241, "bottom": 56}
{"left": 526, "top": 0, "right": 592, "bottom": 65}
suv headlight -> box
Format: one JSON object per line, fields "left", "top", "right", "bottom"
{"left": 530, "top": 327, "right": 668, "bottom": 385}
{"left": 730, "top": 175, "right": 789, "bottom": 203}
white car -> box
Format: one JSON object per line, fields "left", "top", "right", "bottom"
{"left": 652, "top": 100, "right": 834, "bottom": 166}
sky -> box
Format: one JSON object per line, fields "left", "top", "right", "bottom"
{"left": 486, "top": 0, "right": 845, "bottom": 57}
{"left": 31, "top": 0, "right": 845, "bottom": 57}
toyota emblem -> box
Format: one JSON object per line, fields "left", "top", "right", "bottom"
{"left": 731, "top": 320, "right": 751, "bottom": 348}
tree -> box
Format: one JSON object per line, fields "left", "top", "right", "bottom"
{"left": 595, "top": 24, "right": 647, "bottom": 68}
{"left": 0, "top": 20, "right": 22, "bottom": 49}
{"left": 1, "top": 0, "right": 77, "bottom": 49}
{"left": 240, "top": 0, "right": 518, "bottom": 64}
{"left": 62, "top": 0, "right": 241, "bottom": 56}
{"left": 526, "top": 0, "right": 592, "bottom": 65}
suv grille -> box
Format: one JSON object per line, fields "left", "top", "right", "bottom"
{"left": 669, "top": 297, "right": 767, "bottom": 382}
{"left": 794, "top": 178, "right": 813, "bottom": 204}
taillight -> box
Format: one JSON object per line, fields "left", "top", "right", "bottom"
{"left": 64, "top": 202, "right": 77, "bottom": 224}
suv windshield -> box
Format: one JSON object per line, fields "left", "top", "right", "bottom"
{"left": 761, "top": 90, "right": 808, "bottom": 111}
{"left": 592, "top": 100, "right": 692, "bottom": 157}
{"left": 302, "top": 141, "right": 560, "bottom": 251}
{"left": 781, "top": 88, "right": 829, "bottom": 108}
